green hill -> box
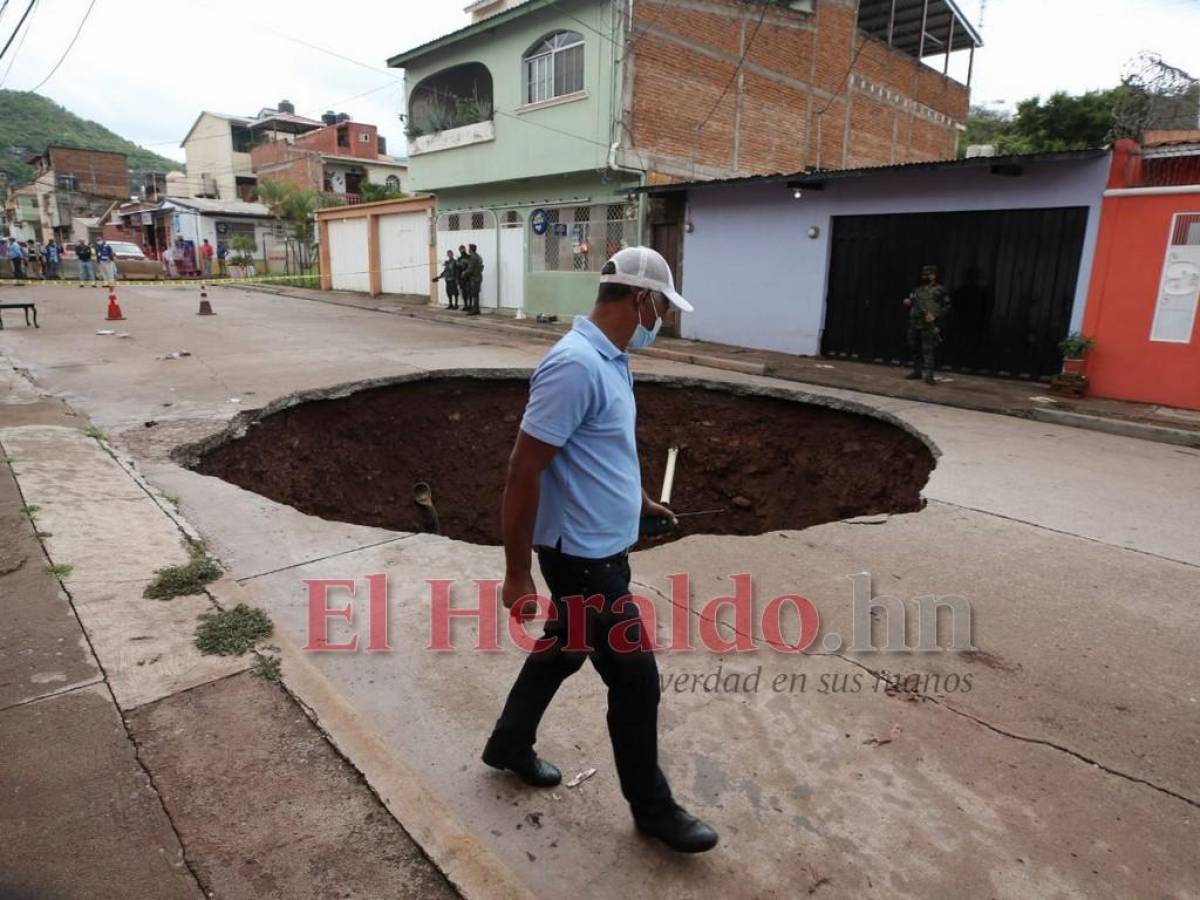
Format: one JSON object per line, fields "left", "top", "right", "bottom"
{"left": 0, "top": 90, "right": 181, "bottom": 190}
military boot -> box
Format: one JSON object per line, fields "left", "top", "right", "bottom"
{"left": 924, "top": 371, "right": 936, "bottom": 385}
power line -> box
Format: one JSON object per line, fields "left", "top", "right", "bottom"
{"left": 0, "top": 0, "right": 36, "bottom": 70}
{"left": 0, "top": 0, "right": 36, "bottom": 85}
{"left": 26, "top": 0, "right": 98, "bottom": 93}
{"left": 693, "top": 1, "right": 771, "bottom": 135}
{"left": 688, "top": 0, "right": 771, "bottom": 175}
{"left": 816, "top": 2, "right": 870, "bottom": 119}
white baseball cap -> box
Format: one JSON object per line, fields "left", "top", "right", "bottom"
{"left": 599, "top": 246, "right": 693, "bottom": 312}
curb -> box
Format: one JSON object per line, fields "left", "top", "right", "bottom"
{"left": 1030, "top": 408, "right": 1200, "bottom": 448}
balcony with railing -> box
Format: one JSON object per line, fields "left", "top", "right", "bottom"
{"left": 405, "top": 62, "right": 495, "bottom": 156}
{"left": 320, "top": 192, "right": 362, "bottom": 206}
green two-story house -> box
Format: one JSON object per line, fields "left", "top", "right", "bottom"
{"left": 389, "top": 0, "right": 639, "bottom": 317}
{"left": 389, "top": 0, "right": 978, "bottom": 318}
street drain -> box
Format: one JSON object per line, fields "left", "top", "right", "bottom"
{"left": 189, "top": 374, "right": 935, "bottom": 546}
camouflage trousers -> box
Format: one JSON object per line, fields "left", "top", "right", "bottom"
{"left": 907, "top": 322, "right": 941, "bottom": 373}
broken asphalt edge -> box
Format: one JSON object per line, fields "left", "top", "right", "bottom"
{"left": 234, "top": 283, "right": 1198, "bottom": 450}
{"left": 168, "top": 367, "right": 943, "bottom": 470}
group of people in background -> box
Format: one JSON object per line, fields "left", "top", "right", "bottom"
{"left": 4, "top": 237, "right": 73, "bottom": 281}
{"left": 4, "top": 237, "right": 119, "bottom": 282}
{"left": 433, "top": 244, "right": 485, "bottom": 316}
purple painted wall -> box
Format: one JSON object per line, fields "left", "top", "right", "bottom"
{"left": 678, "top": 154, "right": 1112, "bottom": 356}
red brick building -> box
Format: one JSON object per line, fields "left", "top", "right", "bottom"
{"left": 250, "top": 116, "right": 408, "bottom": 203}
{"left": 623, "top": 0, "right": 977, "bottom": 181}
{"left": 22, "top": 146, "right": 131, "bottom": 242}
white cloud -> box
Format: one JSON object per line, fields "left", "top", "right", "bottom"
{"left": 2, "top": 0, "right": 1197, "bottom": 163}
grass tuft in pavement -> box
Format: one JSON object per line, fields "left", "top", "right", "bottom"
{"left": 144, "top": 543, "right": 222, "bottom": 600}
{"left": 195, "top": 604, "right": 274, "bottom": 656}
{"left": 251, "top": 650, "right": 282, "bottom": 682}
{"left": 83, "top": 425, "right": 107, "bottom": 442}
{"left": 46, "top": 562, "right": 73, "bottom": 578}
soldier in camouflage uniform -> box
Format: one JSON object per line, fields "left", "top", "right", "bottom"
{"left": 466, "top": 243, "right": 484, "bottom": 316}
{"left": 456, "top": 245, "right": 471, "bottom": 313}
{"left": 904, "top": 264, "right": 951, "bottom": 385}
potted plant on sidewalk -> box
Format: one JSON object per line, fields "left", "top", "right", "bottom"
{"left": 1058, "top": 332, "right": 1095, "bottom": 375}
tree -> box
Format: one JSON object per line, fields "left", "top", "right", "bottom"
{"left": 997, "top": 90, "right": 1123, "bottom": 155}
{"left": 255, "top": 179, "right": 334, "bottom": 274}
{"left": 360, "top": 178, "right": 407, "bottom": 203}
{"left": 961, "top": 106, "right": 1013, "bottom": 153}
{"left": 961, "top": 55, "right": 1198, "bottom": 158}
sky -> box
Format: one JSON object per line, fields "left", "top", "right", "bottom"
{"left": 0, "top": 0, "right": 1197, "bottom": 166}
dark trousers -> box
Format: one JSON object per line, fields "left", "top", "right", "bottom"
{"left": 488, "top": 547, "right": 674, "bottom": 818}
{"left": 10, "top": 258, "right": 24, "bottom": 280}
{"left": 446, "top": 286, "right": 459, "bottom": 308}
{"left": 907, "top": 321, "right": 940, "bottom": 373}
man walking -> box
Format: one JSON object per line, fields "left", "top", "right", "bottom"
{"left": 97, "top": 239, "right": 117, "bottom": 283}
{"left": 433, "top": 249, "right": 461, "bottom": 309}
{"left": 904, "top": 264, "right": 951, "bottom": 385}
{"left": 482, "top": 246, "right": 718, "bottom": 854}
{"left": 75, "top": 240, "right": 95, "bottom": 283}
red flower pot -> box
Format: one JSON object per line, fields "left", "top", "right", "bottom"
{"left": 1062, "top": 357, "right": 1086, "bottom": 376}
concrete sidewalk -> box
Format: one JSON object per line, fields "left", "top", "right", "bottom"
{"left": 0, "top": 373, "right": 458, "bottom": 900}
{"left": 2, "top": 282, "right": 1198, "bottom": 899}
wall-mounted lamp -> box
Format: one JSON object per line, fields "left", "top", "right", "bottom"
{"left": 808, "top": 225, "right": 821, "bottom": 239}
{"left": 685, "top": 220, "right": 695, "bottom": 233}
{"left": 787, "top": 180, "right": 825, "bottom": 200}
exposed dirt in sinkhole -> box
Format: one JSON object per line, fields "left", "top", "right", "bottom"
{"left": 195, "top": 378, "right": 935, "bottom": 546}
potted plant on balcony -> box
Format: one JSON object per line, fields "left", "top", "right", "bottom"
{"left": 1058, "top": 332, "right": 1095, "bottom": 375}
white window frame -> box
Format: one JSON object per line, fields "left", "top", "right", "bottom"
{"left": 1149, "top": 212, "right": 1200, "bottom": 344}
{"left": 523, "top": 31, "right": 585, "bottom": 106}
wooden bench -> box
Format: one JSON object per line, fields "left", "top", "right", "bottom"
{"left": 0, "top": 302, "right": 39, "bottom": 329}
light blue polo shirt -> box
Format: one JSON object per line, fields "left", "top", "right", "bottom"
{"left": 521, "top": 316, "right": 641, "bottom": 558}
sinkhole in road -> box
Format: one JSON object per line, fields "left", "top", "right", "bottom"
{"left": 193, "top": 375, "right": 935, "bottom": 547}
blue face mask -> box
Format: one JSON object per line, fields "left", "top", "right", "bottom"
{"left": 627, "top": 294, "right": 662, "bottom": 350}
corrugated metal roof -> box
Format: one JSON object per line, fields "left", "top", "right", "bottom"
{"left": 639, "top": 149, "right": 1109, "bottom": 194}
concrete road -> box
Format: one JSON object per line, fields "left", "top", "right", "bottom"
{"left": 2, "top": 281, "right": 1197, "bottom": 899}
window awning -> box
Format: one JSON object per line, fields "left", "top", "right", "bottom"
{"left": 857, "top": 0, "right": 982, "bottom": 58}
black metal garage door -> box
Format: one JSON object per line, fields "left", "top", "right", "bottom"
{"left": 820, "top": 207, "right": 1090, "bottom": 378}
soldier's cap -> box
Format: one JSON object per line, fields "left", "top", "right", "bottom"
{"left": 601, "top": 246, "right": 693, "bottom": 312}
{"left": 921, "top": 264, "right": 938, "bottom": 275}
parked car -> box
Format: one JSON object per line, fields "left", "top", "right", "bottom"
{"left": 108, "top": 241, "right": 162, "bottom": 280}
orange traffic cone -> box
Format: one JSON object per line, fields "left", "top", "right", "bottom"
{"left": 197, "top": 283, "right": 215, "bottom": 316}
{"left": 105, "top": 285, "right": 125, "bottom": 321}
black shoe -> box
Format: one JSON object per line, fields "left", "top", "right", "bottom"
{"left": 635, "top": 805, "right": 719, "bottom": 853}
{"left": 924, "top": 373, "right": 936, "bottom": 385}
{"left": 482, "top": 743, "right": 562, "bottom": 787}
{"left": 904, "top": 370, "right": 922, "bottom": 380}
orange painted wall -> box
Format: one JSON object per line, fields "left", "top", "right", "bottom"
{"left": 1082, "top": 191, "right": 1200, "bottom": 410}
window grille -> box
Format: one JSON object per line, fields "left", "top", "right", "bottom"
{"left": 523, "top": 31, "right": 584, "bottom": 105}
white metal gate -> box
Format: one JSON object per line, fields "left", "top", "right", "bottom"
{"left": 327, "top": 217, "right": 370, "bottom": 293}
{"left": 435, "top": 209, "right": 515, "bottom": 310}
{"left": 378, "top": 209, "right": 431, "bottom": 296}
{"left": 498, "top": 210, "right": 525, "bottom": 311}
